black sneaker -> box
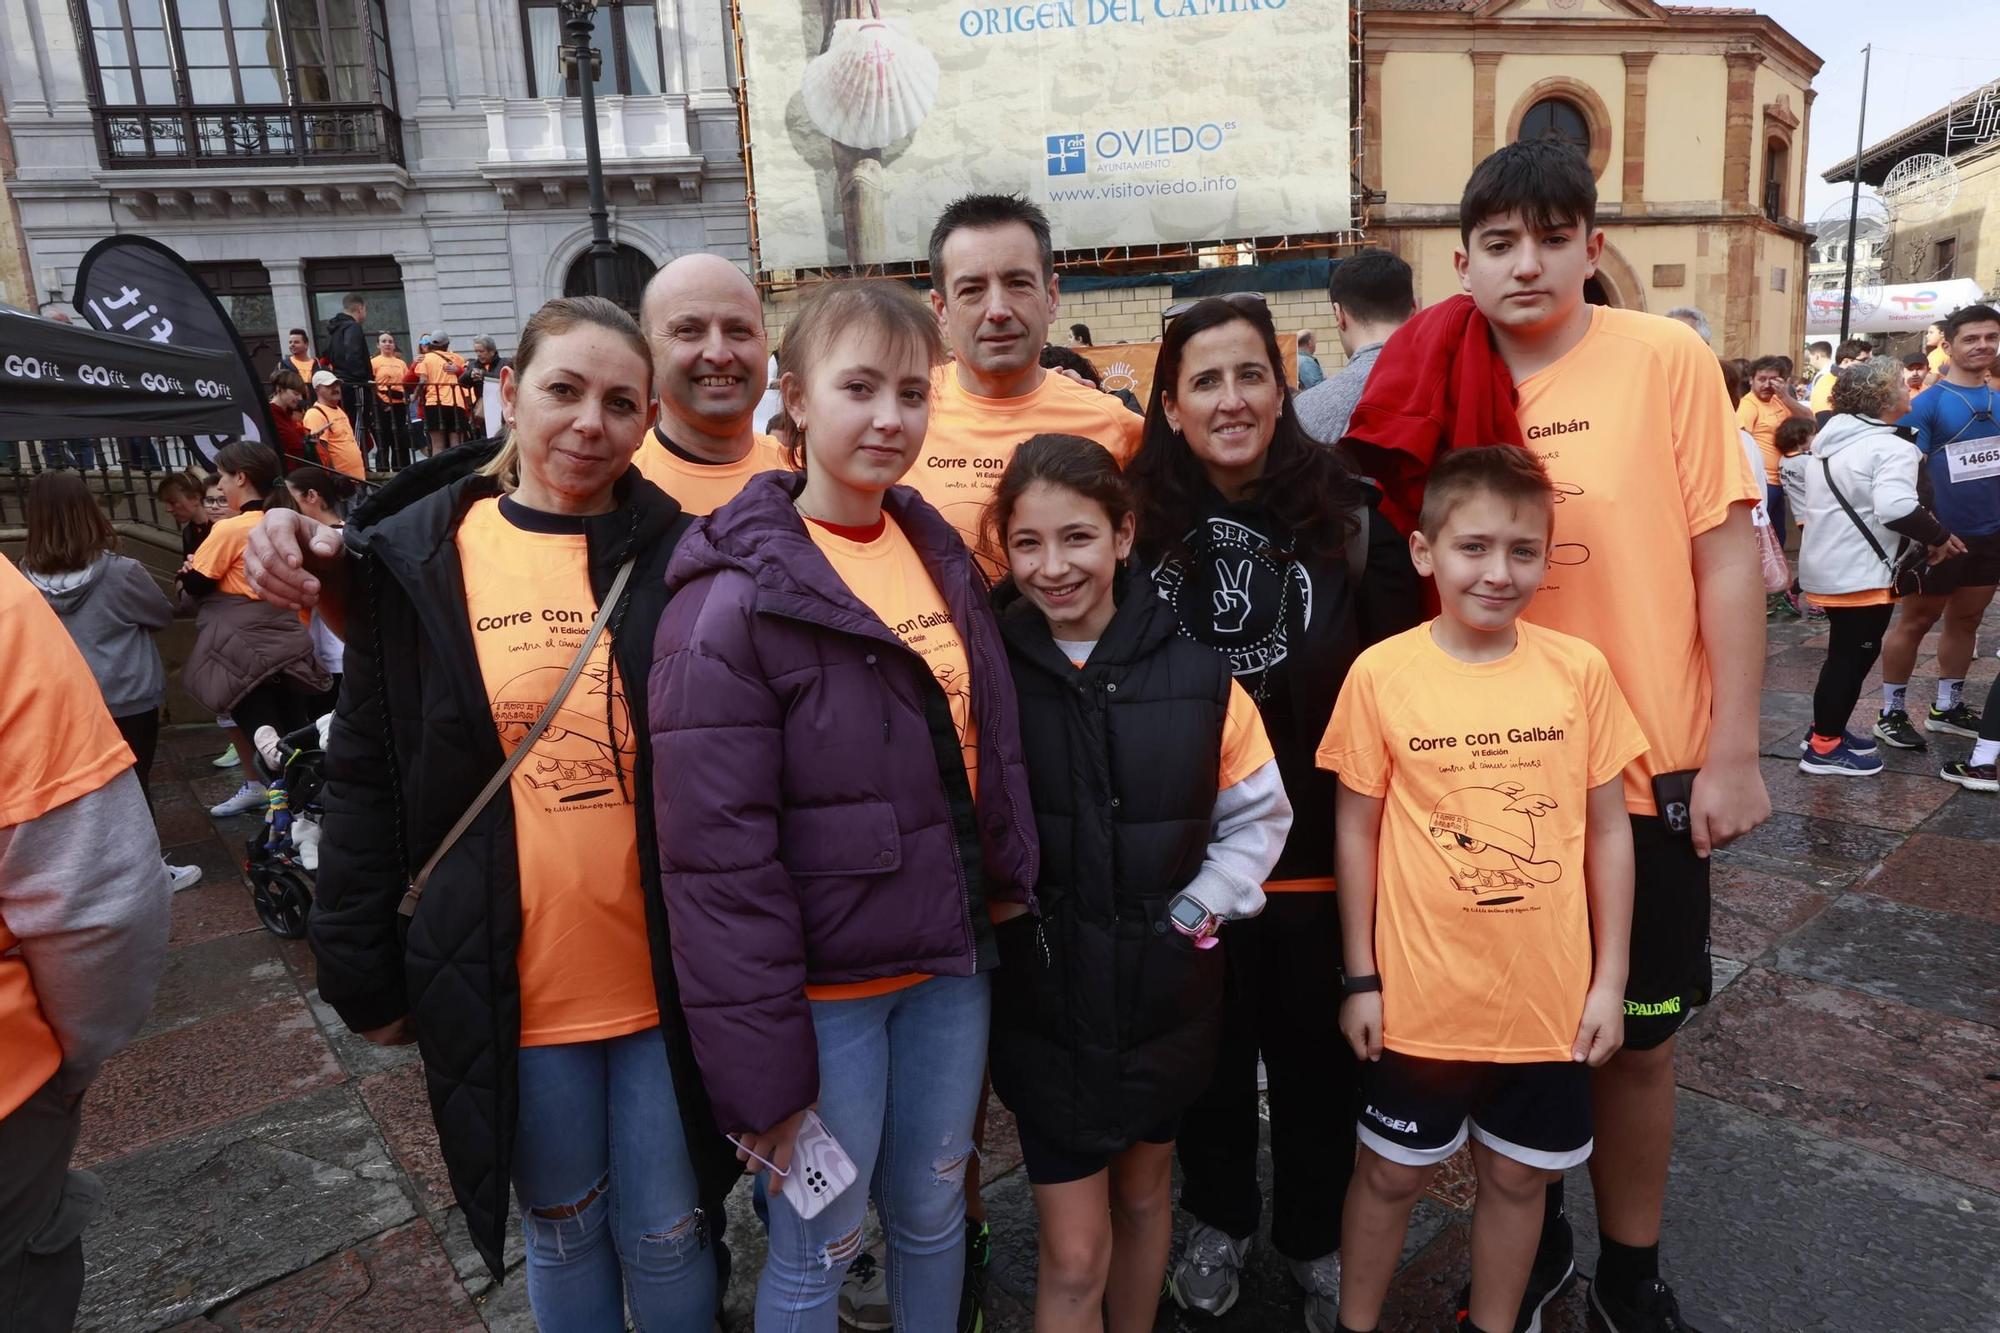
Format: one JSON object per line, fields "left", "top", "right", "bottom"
{"left": 1453, "top": 1212, "right": 1575, "bottom": 1333}
{"left": 1926, "top": 702, "right": 1984, "bottom": 738}
{"left": 958, "top": 1218, "right": 990, "bottom": 1333}
{"left": 1872, "top": 710, "right": 1928, "bottom": 751}
{"left": 1940, "top": 760, "right": 1999, "bottom": 793}
{"left": 1589, "top": 1275, "right": 1700, "bottom": 1332}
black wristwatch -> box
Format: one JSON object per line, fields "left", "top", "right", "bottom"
{"left": 1341, "top": 973, "right": 1382, "bottom": 996}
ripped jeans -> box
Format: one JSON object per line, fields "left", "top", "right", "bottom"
{"left": 513, "top": 1026, "right": 714, "bottom": 1332}
{"left": 755, "top": 972, "right": 991, "bottom": 1332}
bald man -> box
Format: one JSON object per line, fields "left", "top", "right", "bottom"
{"left": 243, "top": 256, "right": 789, "bottom": 618}
{"left": 631, "top": 254, "right": 788, "bottom": 514}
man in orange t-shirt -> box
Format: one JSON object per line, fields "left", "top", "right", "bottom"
{"left": 633, "top": 254, "right": 789, "bottom": 515}
{"left": 286, "top": 327, "right": 317, "bottom": 385}
{"left": 1737, "top": 354, "right": 1811, "bottom": 531}
{"left": 303, "top": 370, "right": 367, "bottom": 480}
{"left": 0, "top": 556, "right": 169, "bottom": 1329}
{"left": 914, "top": 196, "right": 1142, "bottom": 565}
{"left": 417, "top": 333, "right": 473, "bottom": 456}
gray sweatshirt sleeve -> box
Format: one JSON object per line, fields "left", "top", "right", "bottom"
{"left": 1176, "top": 759, "right": 1291, "bottom": 921}
{"left": 111, "top": 557, "right": 177, "bottom": 632}
{"left": 0, "top": 768, "right": 170, "bottom": 1097}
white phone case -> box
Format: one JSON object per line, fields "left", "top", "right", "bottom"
{"left": 779, "top": 1110, "right": 859, "bottom": 1220}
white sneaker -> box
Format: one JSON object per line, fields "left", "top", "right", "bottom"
{"left": 837, "top": 1246, "right": 890, "bottom": 1330}
{"left": 212, "top": 743, "right": 240, "bottom": 769}
{"left": 165, "top": 862, "right": 202, "bottom": 892}
{"left": 209, "top": 781, "right": 268, "bottom": 817}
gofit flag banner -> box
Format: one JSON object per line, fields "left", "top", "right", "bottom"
{"left": 0, "top": 307, "right": 248, "bottom": 440}
{"left": 74, "top": 235, "right": 276, "bottom": 463}
{"left": 739, "top": 0, "right": 1352, "bottom": 270}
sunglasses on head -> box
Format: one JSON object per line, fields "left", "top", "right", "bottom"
{"left": 1161, "top": 291, "right": 1268, "bottom": 331}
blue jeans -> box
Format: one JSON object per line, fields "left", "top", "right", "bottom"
{"left": 755, "top": 972, "right": 991, "bottom": 1332}
{"left": 513, "top": 1026, "right": 715, "bottom": 1332}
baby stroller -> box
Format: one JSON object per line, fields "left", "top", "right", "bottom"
{"left": 243, "top": 716, "right": 330, "bottom": 939}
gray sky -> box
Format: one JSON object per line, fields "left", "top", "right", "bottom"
{"left": 1757, "top": 1, "right": 2000, "bottom": 221}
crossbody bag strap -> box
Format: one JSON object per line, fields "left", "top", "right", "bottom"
{"left": 398, "top": 553, "right": 637, "bottom": 918}
{"left": 1818, "top": 456, "right": 1896, "bottom": 572}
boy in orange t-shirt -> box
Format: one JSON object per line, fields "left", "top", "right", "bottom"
{"left": 1317, "top": 448, "right": 1643, "bottom": 1333}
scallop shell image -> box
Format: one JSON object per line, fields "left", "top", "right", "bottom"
{"left": 801, "top": 18, "right": 939, "bottom": 150}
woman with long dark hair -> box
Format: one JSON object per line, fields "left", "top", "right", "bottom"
{"left": 1129, "top": 296, "right": 1422, "bottom": 1329}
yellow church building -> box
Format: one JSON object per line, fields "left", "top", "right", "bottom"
{"left": 1361, "top": 0, "right": 1822, "bottom": 358}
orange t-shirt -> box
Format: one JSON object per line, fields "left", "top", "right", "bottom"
{"left": 801, "top": 511, "right": 978, "bottom": 1001}
{"left": 1929, "top": 346, "right": 1950, "bottom": 374}
{"left": 372, "top": 354, "right": 409, "bottom": 404}
{"left": 909, "top": 365, "right": 1145, "bottom": 564}
{"left": 419, "top": 350, "right": 471, "bottom": 410}
{"left": 1516, "top": 308, "right": 1760, "bottom": 814}
{"left": 190, "top": 510, "right": 269, "bottom": 600}
{"left": 1317, "top": 621, "right": 1647, "bottom": 1062}
{"left": 302, "top": 402, "right": 367, "bottom": 480}
{"left": 455, "top": 497, "right": 659, "bottom": 1045}
{"left": 1736, "top": 391, "right": 1792, "bottom": 484}
{"left": 288, "top": 355, "right": 316, "bottom": 384}
{"left": 631, "top": 429, "right": 788, "bottom": 516}
{"left": 0, "top": 557, "right": 137, "bottom": 1117}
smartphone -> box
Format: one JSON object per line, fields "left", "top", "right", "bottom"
{"left": 1650, "top": 768, "right": 1699, "bottom": 837}
{"left": 728, "top": 1109, "right": 858, "bottom": 1221}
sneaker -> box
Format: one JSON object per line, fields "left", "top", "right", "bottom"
{"left": 212, "top": 742, "right": 240, "bottom": 768}
{"left": 959, "top": 1218, "right": 989, "bottom": 1333}
{"left": 1455, "top": 1211, "right": 1576, "bottom": 1333}
{"left": 1797, "top": 728, "right": 1877, "bottom": 755}
{"left": 1169, "top": 1221, "right": 1251, "bottom": 1317}
{"left": 1872, "top": 710, "right": 1928, "bottom": 751}
{"left": 165, "top": 862, "right": 202, "bottom": 892}
{"left": 1797, "top": 736, "right": 1885, "bottom": 777}
{"left": 1926, "top": 702, "right": 1984, "bottom": 738}
{"left": 838, "top": 1247, "right": 890, "bottom": 1331}
{"left": 1940, "top": 760, "right": 1999, "bottom": 792}
{"left": 1287, "top": 1251, "right": 1341, "bottom": 1333}
{"left": 1588, "top": 1275, "right": 1700, "bottom": 1332}
{"left": 209, "top": 780, "right": 268, "bottom": 817}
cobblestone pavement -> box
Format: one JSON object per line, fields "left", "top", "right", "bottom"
{"left": 73, "top": 606, "right": 1998, "bottom": 1333}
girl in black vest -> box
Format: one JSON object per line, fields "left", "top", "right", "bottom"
{"left": 985, "top": 435, "right": 1293, "bottom": 1333}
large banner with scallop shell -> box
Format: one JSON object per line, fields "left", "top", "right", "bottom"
{"left": 738, "top": 0, "right": 1352, "bottom": 271}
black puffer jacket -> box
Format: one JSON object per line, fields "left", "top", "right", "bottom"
{"left": 308, "top": 444, "right": 737, "bottom": 1281}
{"left": 988, "top": 569, "right": 1231, "bottom": 1154}
{"left": 1146, "top": 489, "right": 1421, "bottom": 881}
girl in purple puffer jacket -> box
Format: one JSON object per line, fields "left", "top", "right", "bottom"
{"left": 649, "top": 279, "right": 1038, "bottom": 1331}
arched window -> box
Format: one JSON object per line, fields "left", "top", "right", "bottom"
{"left": 563, "top": 243, "right": 657, "bottom": 315}
{"left": 1518, "top": 97, "right": 1590, "bottom": 156}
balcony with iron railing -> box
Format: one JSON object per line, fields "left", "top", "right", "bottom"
{"left": 93, "top": 101, "right": 404, "bottom": 170}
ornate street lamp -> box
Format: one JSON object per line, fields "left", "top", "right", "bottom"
{"left": 559, "top": 0, "right": 618, "bottom": 299}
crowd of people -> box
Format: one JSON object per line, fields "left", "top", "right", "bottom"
{"left": 2, "top": 134, "right": 1993, "bottom": 1333}
{"left": 1724, "top": 317, "right": 2000, "bottom": 789}
{"left": 269, "top": 297, "right": 504, "bottom": 478}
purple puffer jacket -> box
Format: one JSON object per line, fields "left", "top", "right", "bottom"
{"left": 650, "top": 469, "right": 1039, "bottom": 1134}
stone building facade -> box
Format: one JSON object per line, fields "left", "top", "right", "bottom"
{"left": 1360, "top": 0, "right": 1821, "bottom": 358}
{"left": 0, "top": 0, "right": 748, "bottom": 366}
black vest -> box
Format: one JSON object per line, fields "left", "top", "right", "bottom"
{"left": 989, "top": 568, "right": 1234, "bottom": 1154}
